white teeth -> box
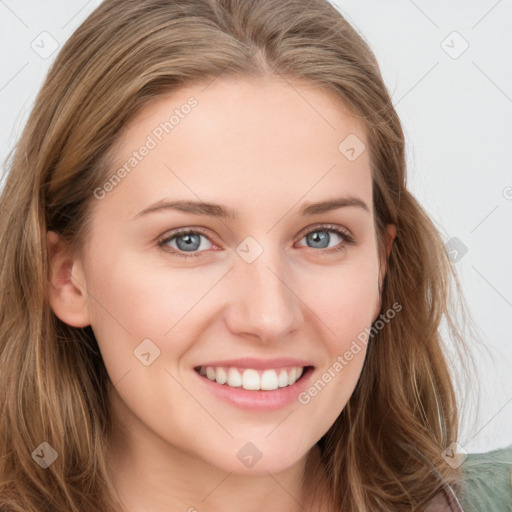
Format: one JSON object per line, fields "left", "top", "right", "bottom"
{"left": 242, "top": 369, "right": 260, "bottom": 390}
{"left": 215, "top": 367, "right": 227, "bottom": 385}
{"left": 260, "top": 369, "right": 279, "bottom": 390}
{"left": 278, "top": 369, "right": 288, "bottom": 387}
{"left": 199, "top": 365, "right": 306, "bottom": 390}
{"left": 227, "top": 367, "right": 242, "bottom": 387}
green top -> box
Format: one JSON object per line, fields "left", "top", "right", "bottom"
{"left": 458, "top": 444, "right": 512, "bottom": 512}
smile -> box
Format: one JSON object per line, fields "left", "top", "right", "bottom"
{"left": 195, "top": 365, "right": 307, "bottom": 391}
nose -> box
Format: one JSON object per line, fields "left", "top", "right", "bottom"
{"left": 224, "top": 245, "right": 303, "bottom": 344}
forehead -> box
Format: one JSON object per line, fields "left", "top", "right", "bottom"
{"left": 97, "top": 76, "right": 372, "bottom": 221}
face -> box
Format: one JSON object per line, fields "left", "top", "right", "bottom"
{"left": 49, "top": 76, "right": 394, "bottom": 476}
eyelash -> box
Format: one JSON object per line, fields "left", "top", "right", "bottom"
{"left": 157, "top": 224, "right": 355, "bottom": 260}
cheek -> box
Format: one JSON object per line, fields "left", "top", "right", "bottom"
{"left": 83, "top": 249, "right": 233, "bottom": 383}
{"left": 85, "top": 251, "right": 205, "bottom": 333}
{"left": 280, "top": 262, "right": 380, "bottom": 445}
{"left": 301, "top": 255, "right": 381, "bottom": 339}
{"left": 293, "top": 257, "right": 380, "bottom": 424}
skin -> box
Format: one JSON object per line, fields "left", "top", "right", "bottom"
{"left": 47, "top": 75, "right": 396, "bottom": 512}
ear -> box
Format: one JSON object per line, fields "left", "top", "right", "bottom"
{"left": 46, "top": 230, "right": 91, "bottom": 328}
{"left": 377, "top": 223, "right": 397, "bottom": 295}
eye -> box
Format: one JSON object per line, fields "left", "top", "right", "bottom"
{"left": 157, "top": 228, "right": 215, "bottom": 259}
{"left": 296, "top": 224, "right": 355, "bottom": 253}
{"left": 158, "top": 224, "right": 355, "bottom": 260}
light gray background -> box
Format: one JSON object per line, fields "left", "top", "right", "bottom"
{"left": 1, "top": 0, "right": 511, "bottom": 453}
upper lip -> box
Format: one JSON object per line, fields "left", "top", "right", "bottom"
{"left": 195, "top": 357, "right": 314, "bottom": 370}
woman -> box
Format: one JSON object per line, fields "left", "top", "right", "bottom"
{"left": 0, "top": 0, "right": 509, "bottom": 511}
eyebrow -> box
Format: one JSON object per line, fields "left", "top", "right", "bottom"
{"left": 133, "top": 195, "right": 370, "bottom": 220}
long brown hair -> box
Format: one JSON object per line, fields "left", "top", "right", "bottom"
{"left": 0, "top": 0, "right": 480, "bottom": 510}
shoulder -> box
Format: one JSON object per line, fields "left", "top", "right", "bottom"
{"left": 457, "top": 444, "right": 512, "bottom": 512}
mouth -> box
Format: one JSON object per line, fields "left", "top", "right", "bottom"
{"left": 193, "top": 364, "right": 313, "bottom": 391}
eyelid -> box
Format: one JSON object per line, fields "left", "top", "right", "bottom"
{"left": 157, "top": 226, "right": 217, "bottom": 251}
{"left": 298, "top": 222, "right": 354, "bottom": 242}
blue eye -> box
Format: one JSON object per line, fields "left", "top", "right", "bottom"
{"left": 157, "top": 224, "right": 354, "bottom": 259}
{"left": 297, "top": 225, "right": 354, "bottom": 253}
{"left": 158, "top": 228, "right": 213, "bottom": 259}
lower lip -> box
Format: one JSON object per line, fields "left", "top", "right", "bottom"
{"left": 194, "top": 367, "right": 315, "bottom": 411}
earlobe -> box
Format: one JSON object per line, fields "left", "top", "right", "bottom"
{"left": 46, "top": 230, "right": 91, "bottom": 328}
